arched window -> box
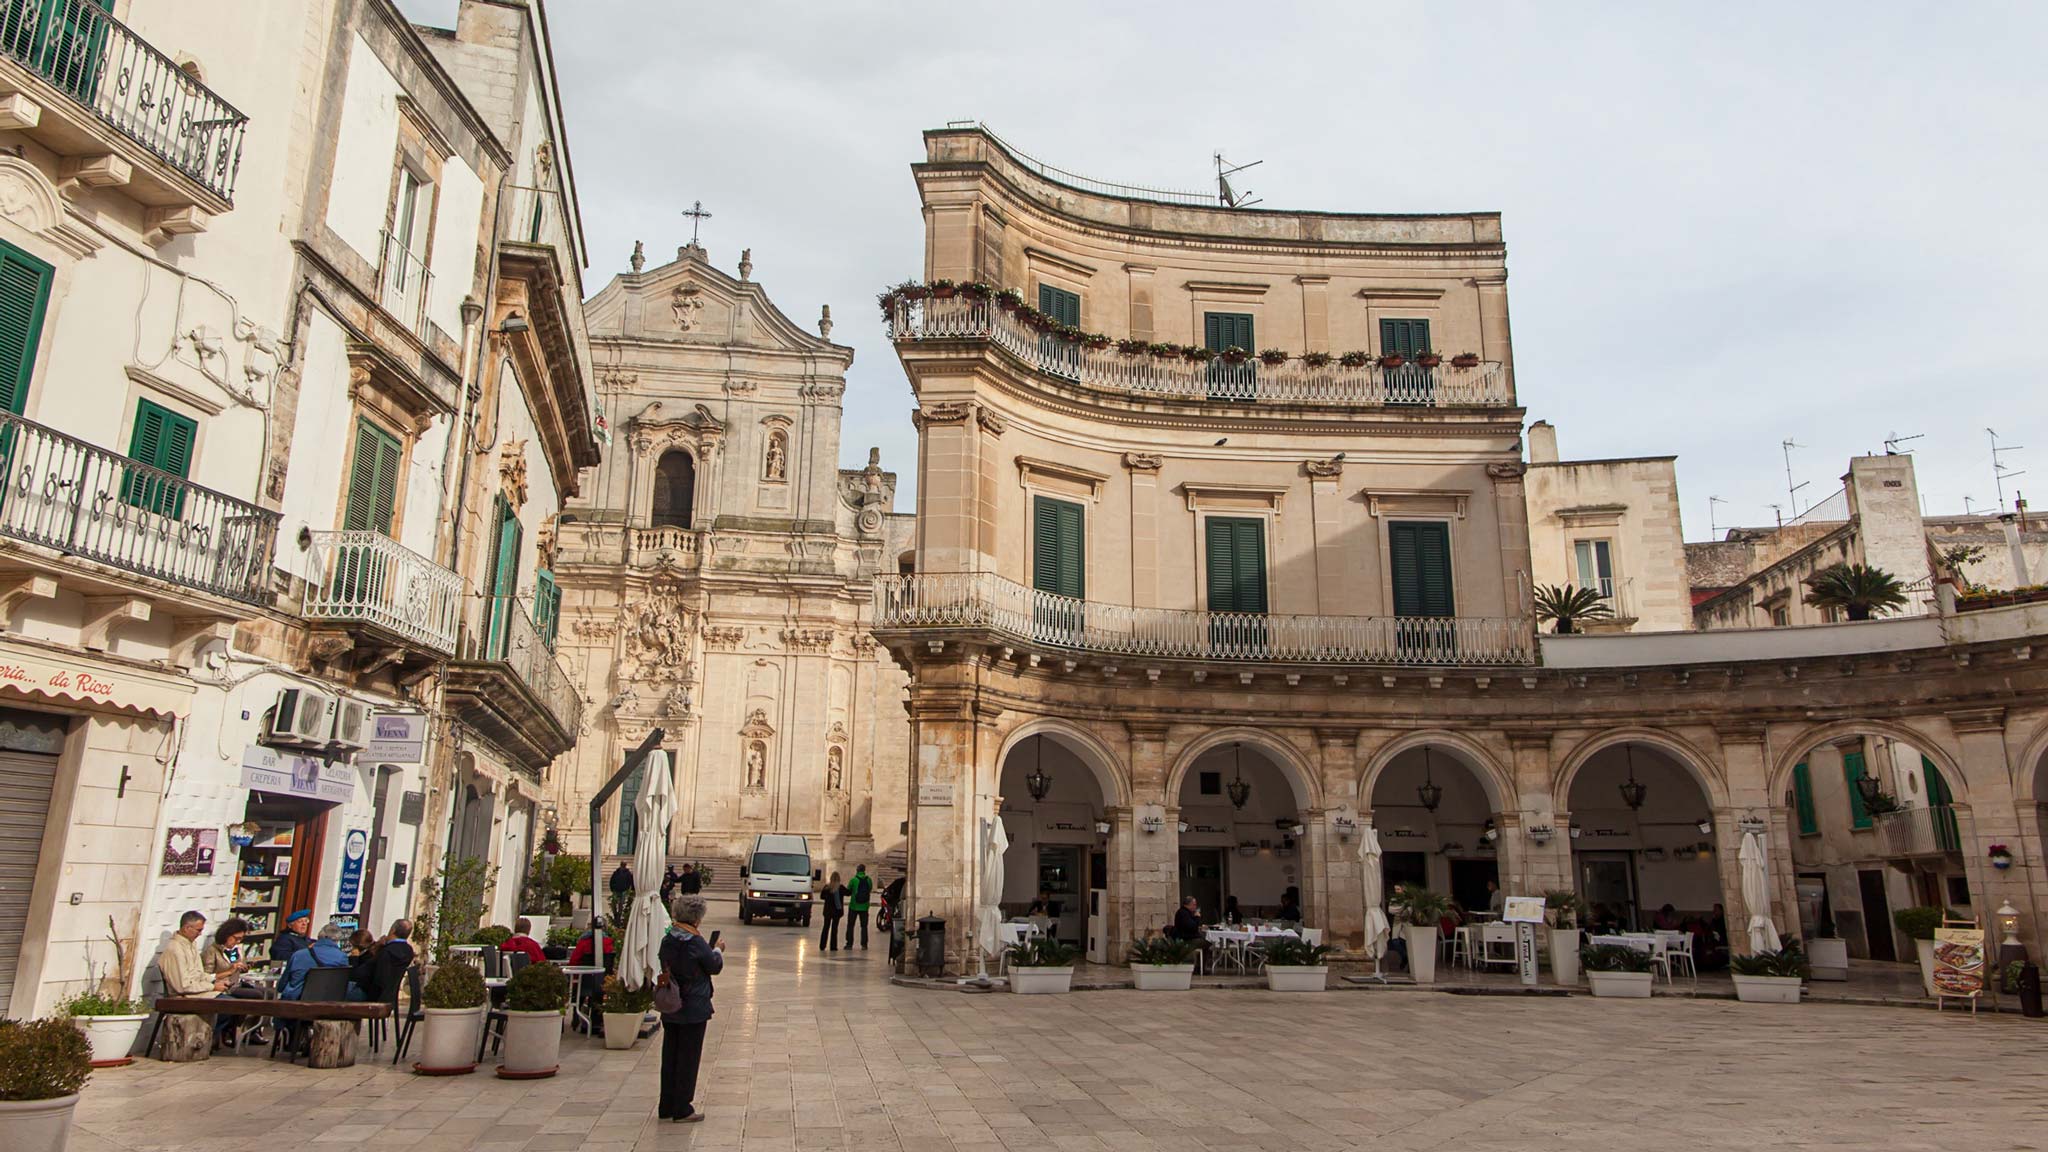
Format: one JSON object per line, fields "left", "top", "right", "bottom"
{"left": 652, "top": 449, "right": 695, "bottom": 527}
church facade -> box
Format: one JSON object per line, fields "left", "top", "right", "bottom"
{"left": 550, "top": 242, "right": 911, "bottom": 870}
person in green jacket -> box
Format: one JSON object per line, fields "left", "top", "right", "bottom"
{"left": 846, "top": 864, "right": 874, "bottom": 950}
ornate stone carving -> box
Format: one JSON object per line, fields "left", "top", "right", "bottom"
{"left": 499, "top": 439, "right": 530, "bottom": 508}
{"left": 826, "top": 745, "right": 845, "bottom": 792}
{"left": 626, "top": 582, "right": 695, "bottom": 678}
{"left": 670, "top": 283, "right": 705, "bottom": 331}
{"left": 827, "top": 721, "right": 850, "bottom": 744}
{"left": 629, "top": 401, "right": 725, "bottom": 457}
{"left": 976, "top": 407, "right": 1008, "bottom": 436}
{"left": 629, "top": 240, "right": 645, "bottom": 273}
{"left": 912, "top": 401, "right": 973, "bottom": 428}
{"left": 800, "top": 379, "right": 845, "bottom": 401}
{"left": 738, "top": 248, "right": 753, "bottom": 281}
{"left": 1304, "top": 457, "right": 1345, "bottom": 478}
{"left": 1487, "top": 461, "right": 1528, "bottom": 480}
{"left": 703, "top": 625, "right": 745, "bottom": 649}
{"left": 739, "top": 707, "right": 776, "bottom": 791}
{"left": 780, "top": 627, "right": 835, "bottom": 652}
{"left": 1122, "top": 452, "right": 1163, "bottom": 472}
{"left": 535, "top": 514, "right": 558, "bottom": 569}
{"left": 572, "top": 619, "right": 618, "bottom": 639}
{"left": 764, "top": 430, "right": 788, "bottom": 481}
{"left": 818, "top": 304, "right": 833, "bottom": 339}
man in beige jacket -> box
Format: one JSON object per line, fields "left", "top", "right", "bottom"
{"left": 159, "top": 911, "right": 236, "bottom": 998}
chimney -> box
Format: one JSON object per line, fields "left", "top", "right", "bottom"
{"left": 2001, "top": 512, "right": 2031, "bottom": 586}
{"left": 1527, "top": 420, "right": 1559, "bottom": 465}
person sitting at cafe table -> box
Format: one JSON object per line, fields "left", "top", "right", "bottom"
{"left": 1026, "top": 890, "right": 1055, "bottom": 918}
{"left": 1168, "top": 897, "right": 1204, "bottom": 942}
{"left": 1652, "top": 903, "right": 1683, "bottom": 931}
{"left": 160, "top": 910, "right": 238, "bottom": 999}
{"left": 1277, "top": 887, "right": 1304, "bottom": 924}
{"left": 371, "top": 919, "right": 416, "bottom": 994}
{"left": 200, "top": 916, "right": 271, "bottom": 1046}
{"left": 501, "top": 917, "right": 548, "bottom": 966}
{"left": 271, "top": 909, "right": 315, "bottom": 968}
{"left": 568, "top": 918, "right": 619, "bottom": 969}
{"left": 280, "top": 922, "right": 359, "bottom": 1001}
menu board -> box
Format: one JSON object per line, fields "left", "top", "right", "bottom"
{"left": 1931, "top": 925, "right": 1985, "bottom": 998}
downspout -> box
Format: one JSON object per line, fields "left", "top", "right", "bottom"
{"left": 443, "top": 178, "right": 513, "bottom": 580}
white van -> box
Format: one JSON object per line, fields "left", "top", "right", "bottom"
{"left": 739, "top": 833, "right": 817, "bottom": 925}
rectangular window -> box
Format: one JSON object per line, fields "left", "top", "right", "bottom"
{"left": 1037, "top": 284, "right": 1080, "bottom": 327}
{"left": 1203, "top": 312, "right": 1254, "bottom": 353}
{"left": 343, "top": 418, "right": 403, "bottom": 535}
{"left": 1203, "top": 517, "right": 1268, "bottom": 613}
{"left": 122, "top": 399, "right": 197, "bottom": 517}
{"left": 395, "top": 168, "right": 434, "bottom": 268}
{"left": 1842, "top": 751, "right": 1873, "bottom": 830}
{"left": 1770, "top": 605, "right": 1790, "bottom": 627}
{"left": 1031, "top": 495, "right": 1084, "bottom": 599}
{"left": 1792, "top": 762, "right": 1817, "bottom": 836}
{"left": 1379, "top": 317, "right": 1432, "bottom": 356}
{"left": 534, "top": 568, "right": 561, "bottom": 650}
{"left": 1388, "top": 520, "right": 1455, "bottom": 617}
{"left": 0, "top": 238, "right": 54, "bottom": 415}
{"left": 1573, "top": 539, "right": 1616, "bottom": 598}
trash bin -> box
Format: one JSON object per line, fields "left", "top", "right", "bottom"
{"left": 916, "top": 913, "right": 947, "bottom": 978}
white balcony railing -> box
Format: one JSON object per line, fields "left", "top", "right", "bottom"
{"left": 874, "top": 572, "right": 1534, "bottom": 666}
{"left": 302, "top": 530, "right": 462, "bottom": 655}
{"left": 1874, "top": 805, "right": 1965, "bottom": 858}
{"left": 378, "top": 229, "right": 433, "bottom": 338}
{"left": 891, "top": 296, "right": 1514, "bottom": 408}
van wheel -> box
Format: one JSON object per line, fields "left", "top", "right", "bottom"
{"left": 739, "top": 903, "right": 753, "bottom": 925}
{"left": 801, "top": 912, "right": 812, "bottom": 927}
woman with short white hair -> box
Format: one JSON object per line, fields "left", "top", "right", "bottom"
{"left": 656, "top": 894, "right": 724, "bottom": 1123}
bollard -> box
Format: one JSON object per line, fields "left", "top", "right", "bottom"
{"left": 2021, "top": 962, "right": 2043, "bottom": 1018}
{"left": 916, "top": 913, "right": 947, "bottom": 978}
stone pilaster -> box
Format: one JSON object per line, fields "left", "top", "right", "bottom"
{"left": 1948, "top": 709, "right": 2035, "bottom": 956}
{"left": 1505, "top": 730, "right": 1567, "bottom": 895}
{"left": 1126, "top": 724, "right": 1177, "bottom": 941}
{"left": 900, "top": 683, "right": 1001, "bottom": 975}
{"left": 1312, "top": 729, "right": 1364, "bottom": 947}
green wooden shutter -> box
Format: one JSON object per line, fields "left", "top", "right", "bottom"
{"left": 1031, "top": 496, "right": 1083, "bottom": 599}
{"left": 123, "top": 399, "right": 197, "bottom": 517}
{"left": 1203, "top": 312, "right": 1254, "bottom": 351}
{"left": 485, "top": 494, "right": 523, "bottom": 658}
{"left": 1389, "top": 521, "right": 1454, "bottom": 617}
{"left": 1921, "top": 756, "right": 1961, "bottom": 852}
{"left": 1842, "top": 752, "right": 1872, "bottom": 829}
{"left": 1205, "top": 518, "right": 1267, "bottom": 613}
{"left": 343, "top": 419, "right": 402, "bottom": 535}
{"left": 534, "top": 569, "right": 560, "bottom": 650}
{"left": 1037, "top": 285, "right": 1079, "bottom": 327}
{"left": 1380, "top": 317, "right": 1432, "bottom": 356}
{"left": 1792, "top": 762, "right": 1817, "bottom": 835}
{"left": 0, "top": 241, "right": 54, "bottom": 415}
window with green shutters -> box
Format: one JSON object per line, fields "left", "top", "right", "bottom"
{"left": 1203, "top": 312, "right": 1254, "bottom": 352}
{"left": 1792, "top": 762, "right": 1817, "bottom": 836}
{"left": 122, "top": 400, "right": 197, "bottom": 517}
{"left": 1203, "top": 517, "right": 1268, "bottom": 613}
{"left": 1379, "top": 317, "right": 1432, "bottom": 356}
{"left": 0, "top": 239, "right": 54, "bottom": 416}
{"left": 343, "top": 419, "right": 403, "bottom": 536}
{"left": 1921, "top": 755, "right": 1961, "bottom": 851}
{"left": 1388, "top": 520, "right": 1455, "bottom": 617}
{"left": 484, "top": 493, "right": 523, "bottom": 659}
{"left": 1841, "top": 751, "right": 1872, "bottom": 829}
{"left": 1031, "top": 496, "right": 1084, "bottom": 599}
{"left": 1037, "top": 285, "right": 1080, "bottom": 327}
{"left": 534, "top": 568, "right": 561, "bottom": 651}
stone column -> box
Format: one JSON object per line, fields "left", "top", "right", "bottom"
{"left": 1506, "top": 731, "right": 1567, "bottom": 895}
{"left": 1126, "top": 724, "right": 1177, "bottom": 940}
{"left": 1102, "top": 805, "right": 1140, "bottom": 961}
{"left": 910, "top": 401, "right": 987, "bottom": 575}
{"left": 1487, "top": 461, "right": 1532, "bottom": 619}
{"left": 1313, "top": 729, "right": 1364, "bottom": 948}
{"left": 1716, "top": 727, "right": 1786, "bottom": 955}
{"left": 1307, "top": 461, "right": 1346, "bottom": 614}
{"left": 1948, "top": 709, "right": 2035, "bottom": 956}
{"left": 901, "top": 681, "right": 999, "bottom": 975}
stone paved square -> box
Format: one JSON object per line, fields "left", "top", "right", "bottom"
{"left": 74, "top": 917, "right": 2048, "bottom": 1152}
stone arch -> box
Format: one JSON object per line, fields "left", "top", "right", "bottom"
{"left": 1769, "top": 717, "right": 1970, "bottom": 807}
{"left": 996, "top": 717, "right": 1129, "bottom": 808}
{"left": 651, "top": 448, "right": 695, "bottom": 527}
{"left": 1554, "top": 727, "right": 1729, "bottom": 813}
{"left": 2012, "top": 717, "right": 2048, "bottom": 804}
{"left": 0, "top": 155, "right": 63, "bottom": 236}
{"left": 1165, "top": 727, "right": 1322, "bottom": 811}
{"left": 1357, "top": 729, "right": 1512, "bottom": 814}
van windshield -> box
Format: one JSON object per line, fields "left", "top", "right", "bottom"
{"left": 751, "top": 852, "right": 808, "bottom": 875}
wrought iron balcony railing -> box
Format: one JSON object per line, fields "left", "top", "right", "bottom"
{"left": 874, "top": 572, "right": 1534, "bottom": 666}
{"left": 302, "top": 530, "right": 462, "bottom": 655}
{"left": 378, "top": 229, "right": 434, "bottom": 338}
{"left": 890, "top": 296, "right": 1513, "bottom": 408}
{"left": 1873, "top": 804, "right": 1964, "bottom": 858}
{"left": 0, "top": 0, "right": 248, "bottom": 202}
{"left": 0, "top": 410, "right": 276, "bottom": 604}
{"left": 461, "top": 593, "right": 582, "bottom": 738}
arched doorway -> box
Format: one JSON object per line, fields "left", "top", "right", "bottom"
{"left": 1174, "top": 740, "right": 1313, "bottom": 922}
{"left": 1369, "top": 744, "right": 1503, "bottom": 916}
{"left": 996, "top": 733, "right": 1110, "bottom": 949}
{"left": 1565, "top": 742, "right": 1723, "bottom": 939}
{"left": 652, "top": 449, "right": 695, "bottom": 527}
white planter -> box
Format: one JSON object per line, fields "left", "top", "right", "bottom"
{"left": 1264, "top": 965, "right": 1329, "bottom": 992}
{"left": 499, "top": 1010, "right": 563, "bottom": 1076}
{"left": 1914, "top": 938, "right": 1937, "bottom": 998}
{"left": 1130, "top": 964, "right": 1194, "bottom": 991}
{"left": 1732, "top": 974, "right": 1803, "bottom": 1004}
{"left": 72, "top": 1014, "right": 148, "bottom": 1066}
{"left": 417, "top": 1005, "right": 484, "bottom": 1072}
{"left": 1587, "top": 970, "right": 1654, "bottom": 998}
{"left": 1806, "top": 938, "right": 1849, "bottom": 981}
{"left": 1009, "top": 967, "right": 1074, "bottom": 994}
{"left": 1404, "top": 925, "right": 1439, "bottom": 984}
{"left": 0, "top": 1094, "right": 79, "bottom": 1152}
{"left": 1548, "top": 928, "right": 1582, "bottom": 987}
{"left": 523, "top": 915, "right": 551, "bottom": 942}
{"left": 601, "top": 1011, "right": 642, "bottom": 1049}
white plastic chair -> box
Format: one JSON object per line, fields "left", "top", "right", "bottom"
{"left": 1478, "top": 922, "right": 1518, "bottom": 971}
{"left": 1658, "top": 931, "right": 1696, "bottom": 984}
{"left": 1300, "top": 928, "right": 1323, "bottom": 947}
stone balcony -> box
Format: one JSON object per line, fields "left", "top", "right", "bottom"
{"left": 444, "top": 594, "right": 582, "bottom": 768}
{"left": 300, "top": 529, "right": 461, "bottom": 680}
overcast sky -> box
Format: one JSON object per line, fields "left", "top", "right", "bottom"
{"left": 405, "top": 1, "right": 2046, "bottom": 540}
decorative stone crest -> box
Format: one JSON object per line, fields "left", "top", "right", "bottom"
{"left": 627, "top": 582, "right": 694, "bottom": 678}
{"left": 1122, "top": 452, "right": 1163, "bottom": 472}
{"left": 703, "top": 625, "right": 745, "bottom": 649}
{"left": 911, "top": 401, "right": 973, "bottom": 428}
{"left": 1304, "top": 457, "right": 1344, "bottom": 478}
{"left": 780, "top": 627, "right": 834, "bottom": 652}
{"left": 670, "top": 283, "right": 705, "bottom": 331}
{"left": 1487, "top": 461, "right": 1528, "bottom": 480}
{"left": 499, "top": 439, "right": 530, "bottom": 508}
{"left": 976, "top": 407, "right": 1008, "bottom": 436}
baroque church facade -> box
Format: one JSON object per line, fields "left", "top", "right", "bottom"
{"left": 549, "top": 241, "right": 912, "bottom": 869}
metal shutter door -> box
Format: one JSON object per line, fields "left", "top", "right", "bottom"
{"left": 0, "top": 748, "right": 58, "bottom": 1007}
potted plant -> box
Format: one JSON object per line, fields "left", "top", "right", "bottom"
{"left": 58, "top": 989, "right": 148, "bottom": 1068}
{"left": 1581, "top": 944, "right": 1655, "bottom": 997}
{"left": 1115, "top": 338, "right": 1150, "bottom": 356}
{"left": 1451, "top": 352, "right": 1481, "bottom": 368}
{"left": 1415, "top": 349, "right": 1443, "bottom": 368}
{"left": 470, "top": 924, "right": 513, "bottom": 947}
{"left": 1218, "top": 345, "right": 1251, "bottom": 365}
{"left": 1338, "top": 350, "right": 1371, "bottom": 368}
{"left": 1258, "top": 348, "right": 1290, "bottom": 367}
{"left": 1376, "top": 352, "right": 1406, "bottom": 369}
{"left": 600, "top": 976, "right": 652, "bottom": 1049}
{"left": 1988, "top": 844, "right": 2014, "bottom": 870}
{"left": 544, "top": 924, "right": 581, "bottom": 954}
{"left": 1535, "top": 584, "right": 1616, "bottom": 634}
{"left": 1893, "top": 906, "right": 1944, "bottom": 996}
{"left": 1005, "top": 936, "right": 1079, "bottom": 994}
{"left": 415, "top": 959, "right": 488, "bottom": 1074}
{"left": 1542, "top": 889, "right": 1588, "bottom": 986}
{"left": 994, "top": 287, "right": 1023, "bottom": 311}
{"left": 1863, "top": 790, "right": 1902, "bottom": 816}
{"left": 0, "top": 1017, "right": 91, "bottom": 1152}
{"left": 960, "top": 281, "right": 995, "bottom": 301}
{"left": 1802, "top": 563, "right": 1907, "bottom": 621}
{"left": 1391, "top": 884, "right": 1451, "bottom": 984}
{"left": 1731, "top": 940, "right": 1809, "bottom": 1004}
{"left": 1260, "top": 936, "right": 1335, "bottom": 992}
{"left": 1301, "top": 351, "right": 1333, "bottom": 369}
{"left": 1183, "top": 346, "right": 1216, "bottom": 364}
{"left": 929, "top": 278, "right": 958, "bottom": 300}
{"left": 498, "top": 960, "right": 568, "bottom": 1078}
{"left": 1083, "top": 333, "right": 1113, "bottom": 352}
{"left": 1126, "top": 935, "right": 1199, "bottom": 991}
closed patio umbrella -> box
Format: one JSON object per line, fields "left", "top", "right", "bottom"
{"left": 1739, "top": 828, "right": 1781, "bottom": 954}
{"left": 1359, "top": 825, "right": 1391, "bottom": 970}
{"left": 976, "top": 815, "right": 1009, "bottom": 974}
{"left": 620, "top": 750, "right": 676, "bottom": 989}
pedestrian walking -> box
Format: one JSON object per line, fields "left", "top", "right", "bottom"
{"left": 660, "top": 865, "right": 679, "bottom": 906}
{"left": 818, "top": 871, "right": 846, "bottom": 950}
{"left": 656, "top": 894, "right": 724, "bottom": 1124}
{"left": 846, "top": 864, "right": 873, "bottom": 950}
{"left": 609, "top": 860, "right": 635, "bottom": 896}
{"left": 678, "top": 862, "right": 702, "bottom": 895}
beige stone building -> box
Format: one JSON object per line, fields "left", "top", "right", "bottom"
{"left": 875, "top": 126, "right": 2048, "bottom": 978}
{"left": 551, "top": 242, "right": 910, "bottom": 875}
{"left": 1524, "top": 420, "right": 1690, "bottom": 633}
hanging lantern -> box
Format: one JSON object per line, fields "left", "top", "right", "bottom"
{"left": 1025, "top": 736, "right": 1053, "bottom": 801}
{"left": 1226, "top": 742, "right": 1252, "bottom": 810}
{"left": 1853, "top": 765, "right": 1883, "bottom": 807}
{"left": 1619, "top": 745, "right": 1648, "bottom": 810}
{"left": 1416, "top": 747, "right": 1443, "bottom": 812}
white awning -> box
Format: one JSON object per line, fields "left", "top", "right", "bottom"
{"left": 0, "top": 640, "right": 193, "bottom": 720}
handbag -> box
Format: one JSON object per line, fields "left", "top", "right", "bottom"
{"left": 652, "top": 935, "right": 690, "bottom": 1014}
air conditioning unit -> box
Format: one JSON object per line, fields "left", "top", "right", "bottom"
{"left": 266, "top": 688, "right": 335, "bottom": 746}
{"left": 330, "top": 698, "right": 371, "bottom": 752}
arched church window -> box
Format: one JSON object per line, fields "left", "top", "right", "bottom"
{"left": 653, "top": 449, "right": 695, "bottom": 527}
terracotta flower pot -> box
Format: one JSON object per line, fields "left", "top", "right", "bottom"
{"left": 1452, "top": 353, "right": 1481, "bottom": 368}
{"left": 1377, "top": 354, "right": 1406, "bottom": 369}
{"left": 1416, "top": 353, "right": 1442, "bottom": 368}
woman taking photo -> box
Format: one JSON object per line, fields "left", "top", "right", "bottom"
{"left": 656, "top": 894, "right": 724, "bottom": 1123}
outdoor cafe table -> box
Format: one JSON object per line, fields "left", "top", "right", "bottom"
{"left": 1203, "top": 925, "right": 1298, "bottom": 973}
{"left": 562, "top": 965, "right": 605, "bottom": 1032}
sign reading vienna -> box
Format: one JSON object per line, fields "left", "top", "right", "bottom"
{"left": 364, "top": 712, "right": 428, "bottom": 763}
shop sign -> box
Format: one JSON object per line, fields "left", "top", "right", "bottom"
{"left": 1932, "top": 925, "right": 1986, "bottom": 999}
{"left": 365, "top": 712, "right": 428, "bottom": 763}
{"left": 0, "top": 644, "right": 190, "bottom": 717}
{"left": 336, "top": 828, "right": 369, "bottom": 914}
{"left": 160, "top": 827, "right": 217, "bottom": 876}
{"left": 239, "top": 744, "right": 355, "bottom": 804}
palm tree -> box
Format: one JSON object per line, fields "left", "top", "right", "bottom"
{"left": 1803, "top": 563, "right": 1907, "bottom": 621}
{"left": 1533, "top": 584, "right": 1614, "bottom": 634}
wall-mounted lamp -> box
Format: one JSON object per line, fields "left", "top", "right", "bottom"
{"left": 1696, "top": 818, "right": 1714, "bottom": 836}
{"left": 1997, "top": 901, "right": 2022, "bottom": 948}
{"left": 1527, "top": 824, "right": 1556, "bottom": 845}
{"left": 1094, "top": 820, "right": 1111, "bottom": 836}
{"left": 1568, "top": 825, "right": 1582, "bottom": 840}
{"left": 499, "top": 310, "right": 530, "bottom": 334}
{"left": 1482, "top": 818, "right": 1499, "bottom": 843}
{"left": 1139, "top": 814, "right": 1164, "bottom": 835}
{"left": 1696, "top": 841, "right": 1714, "bottom": 860}
{"left": 1333, "top": 815, "right": 1358, "bottom": 840}
{"left": 1288, "top": 823, "right": 1306, "bottom": 838}
{"left": 1176, "top": 820, "right": 1190, "bottom": 834}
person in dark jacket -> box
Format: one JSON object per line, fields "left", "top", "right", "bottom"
{"left": 270, "top": 909, "right": 314, "bottom": 969}
{"left": 370, "top": 919, "right": 416, "bottom": 1002}
{"left": 1169, "top": 897, "right": 1204, "bottom": 941}
{"left": 609, "top": 861, "right": 635, "bottom": 896}
{"left": 660, "top": 866, "right": 679, "bottom": 906}
{"left": 818, "top": 871, "right": 847, "bottom": 951}
{"left": 656, "top": 894, "right": 725, "bottom": 1123}
{"left": 678, "top": 863, "right": 702, "bottom": 895}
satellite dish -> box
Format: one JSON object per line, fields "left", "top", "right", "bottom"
{"left": 1215, "top": 152, "right": 1264, "bottom": 208}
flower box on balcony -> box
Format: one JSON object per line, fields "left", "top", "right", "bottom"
{"left": 1376, "top": 353, "right": 1406, "bottom": 369}
{"left": 1451, "top": 352, "right": 1482, "bottom": 368}
{"left": 1415, "top": 352, "right": 1442, "bottom": 368}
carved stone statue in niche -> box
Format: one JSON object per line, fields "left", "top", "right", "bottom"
{"left": 826, "top": 746, "right": 844, "bottom": 792}
{"left": 764, "top": 431, "right": 787, "bottom": 481}
{"left": 745, "top": 741, "right": 767, "bottom": 789}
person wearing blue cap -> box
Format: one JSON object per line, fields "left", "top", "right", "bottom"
{"left": 271, "top": 909, "right": 314, "bottom": 968}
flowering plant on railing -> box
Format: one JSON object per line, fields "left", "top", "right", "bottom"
{"left": 1339, "top": 351, "right": 1371, "bottom": 368}
{"left": 1116, "top": 338, "right": 1151, "bottom": 355}
{"left": 1217, "top": 346, "right": 1251, "bottom": 365}
{"left": 1183, "top": 346, "right": 1215, "bottom": 363}
{"left": 1452, "top": 352, "right": 1481, "bottom": 368}
{"left": 1988, "top": 844, "right": 2013, "bottom": 869}
{"left": 1414, "top": 350, "right": 1443, "bottom": 368}
{"left": 1301, "top": 351, "right": 1333, "bottom": 369}
{"left": 1259, "top": 348, "right": 1290, "bottom": 367}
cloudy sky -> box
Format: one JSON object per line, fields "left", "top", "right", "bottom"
{"left": 406, "top": 1, "right": 2046, "bottom": 539}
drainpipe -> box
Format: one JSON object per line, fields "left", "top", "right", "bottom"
{"left": 443, "top": 179, "right": 513, "bottom": 580}
{"left": 439, "top": 295, "right": 485, "bottom": 570}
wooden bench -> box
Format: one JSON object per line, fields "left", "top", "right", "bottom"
{"left": 150, "top": 997, "right": 390, "bottom": 1068}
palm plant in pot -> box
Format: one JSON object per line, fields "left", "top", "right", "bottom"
{"left": 1005, "top": 936, "right": 1080, "bottom": 994}
{"left": 1126, "top": 935, "right": 1199, "bottom": 991}
{"left": 1802, "top": 563, "right": 1907, "bottom": 620}
{"left": 1534, "top": 584, "right": 1614, "bottom": 634}
{"left": 600, "top": 976, "right": 653, "bottom": 1050}
{"left": 498, "top": 960, "right": 569, "bottom": 1078}
{"left": 1260, "top": 936, "right": 1335, "bottom": 992}
{"left": 1580, "top": 943, "right": 1655, "bottom": 997}
{"left": 0, "top": 1017, "right": 92, "bottom": 1152}
{"left": 416, "top": 959, "right": 488, "bottom": 1074}
{"left": 1391, "top": 884, "right": 1451, "bottom": 984}
{"left": 1893, "top": 906, "right": 1945, "bottom": 997}
{"left": 1542, "top": 889, "right": 1589, "bottom": 986}
{"left": 1730, "top": 940, "right": 1809, "bottom": 1004}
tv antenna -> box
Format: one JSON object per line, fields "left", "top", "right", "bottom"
{"left": 1215, "top": 153, "right": 1263, "bottom": 209}
{"left": 1781, "top": 439, "right": 1810, "bottom": 517}
{"left": 1989, "top": 427, "right": 2026, "bottom": 512}
{"left": 1708, "top": 495, "right": 1728, "bottom": 538}
{"left": 1883, "top": 432, "right": 1922, "bottom": 455}
{"left": 1964, "top": 495, "right": 1980, "bottom": 516}
{"left": 1768, "top": 503, "right": 1784, "bottom": 529}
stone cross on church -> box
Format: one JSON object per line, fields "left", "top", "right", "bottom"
{"left": 682, "top": 199, "right": 712, "bottom": 245}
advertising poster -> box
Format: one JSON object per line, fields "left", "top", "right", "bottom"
{"left": 1932, "top": 925, "right": 1985, "bottom": 998}
{"left": 161, "top": 827, "right": 217, "bottom": 875}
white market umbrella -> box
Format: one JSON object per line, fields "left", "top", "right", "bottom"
{"left": 976, "top": 816, "right": 1009, "bottom": 970}
{"left": 620, "top": 750, "right": 676, "bottom": 989}
{"left": 1360, "top": 825, "right": 1390, "bottom": 965}
{"left": 1739, "top": 828, "right": 1782, "bottom": 954}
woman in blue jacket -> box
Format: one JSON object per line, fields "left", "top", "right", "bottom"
{"left": 656, "top": 894, "right": 725, "bottom": 1123}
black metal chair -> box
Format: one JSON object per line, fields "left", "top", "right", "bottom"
{"left": 271, "top": 966, "right": 351, "bottom": 1060}
{"left": 391, "top": 965, "right": 425, "bottom": 1065}
{"left": 506, "top": 951, "right": 531, "bottom": 975}
{"left": 478, "top": 945, "right": 503, "bottom": 979}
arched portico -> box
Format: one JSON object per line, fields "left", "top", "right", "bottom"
{"left": 989, "top": 721, "right": 1128, "bottom": 963}
{"left": 1362, "top": 737, "right": 1515, "bottom": 919}
{"left": 1561, "top": 738, "right": 1727, "bottom": 947}
{"left": 1163, "top": 727, "right": 1321, "bottom": 811}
